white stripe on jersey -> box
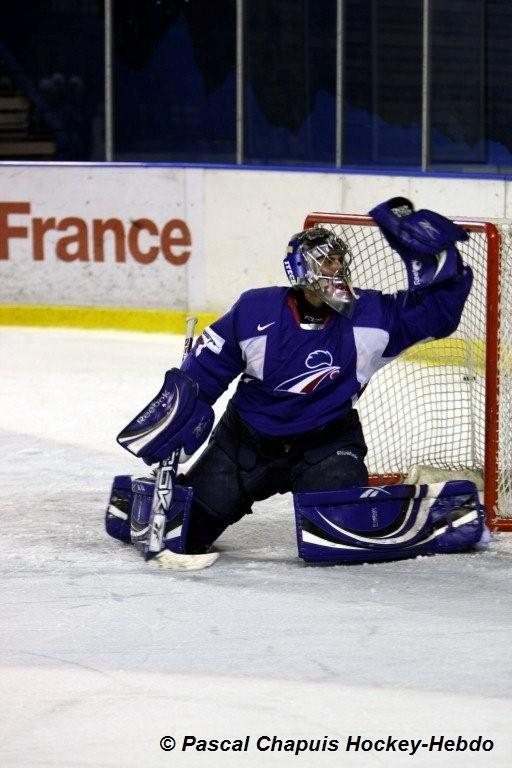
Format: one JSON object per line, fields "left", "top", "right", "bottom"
{"left": 352, "top": 326, "right": 391, "bottom": 387}
{"left": 239, "top": 336, "right": 267, "bottom": 380}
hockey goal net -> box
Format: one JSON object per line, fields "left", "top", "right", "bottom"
{"left": 304, "top": 211, "right": 512, "bottom": 531}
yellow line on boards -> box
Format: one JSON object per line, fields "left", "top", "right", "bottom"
{"left": 401, "top": 338, "right": 487, "bottom": 371}
{"left": 0, "top": 305, "right": 498, "bottom": 373}
{"left": 0, "top": 305, "right": 218, "bottom": 335}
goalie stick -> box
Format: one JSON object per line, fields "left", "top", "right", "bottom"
{"left": 145, "top": 316, "right": 218, "bottom": 571}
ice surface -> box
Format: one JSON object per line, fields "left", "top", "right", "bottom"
{"left": 1, "top": 327, "right": 512, "bottom": 768}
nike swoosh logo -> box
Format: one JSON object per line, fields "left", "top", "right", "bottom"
{"left": 257, "top": 322, "right": 275, "bottom": 331}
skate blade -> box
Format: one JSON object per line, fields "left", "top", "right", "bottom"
{"left": 150, "top": 549, "right": 219, "bottom": 571}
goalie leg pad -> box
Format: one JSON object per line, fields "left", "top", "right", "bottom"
{"left": 294, "top": 480, "right": 485, "bottom": 564}
{"left": 130, "top": 477, "right": 193, "bottom": 556}
{"left": 105, "top": 475, "right": 133, "bottom": 543}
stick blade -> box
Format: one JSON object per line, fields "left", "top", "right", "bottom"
{"left": 150, "top": 549, "right": 219, "bottom": 571}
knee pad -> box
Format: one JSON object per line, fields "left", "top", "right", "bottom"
{"left": 293, "top": 447, "right": 368, "bottom": 492}
{"left": 185, "top": 440, "right": 252, "bottom": 524}
{"left": 294, "top": 480, "right": 486, "bottom": 564}
{"left": 105, "top": 475, "right": 193, "bottom": 554}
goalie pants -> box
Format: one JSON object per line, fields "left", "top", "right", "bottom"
{"left": 181, "top": 402, "right": 368, "bottom": 553}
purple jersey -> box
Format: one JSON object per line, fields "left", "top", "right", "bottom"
{"left": 182, "top": 270, "right": 473, "bottom": 436}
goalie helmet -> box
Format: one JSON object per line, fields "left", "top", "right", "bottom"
{"left": 283, "top": 227, "right": 357, "bottom": 315}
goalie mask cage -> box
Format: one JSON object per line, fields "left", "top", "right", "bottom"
{"left": 303, "top": 212, "right": 512, "bottom": 532}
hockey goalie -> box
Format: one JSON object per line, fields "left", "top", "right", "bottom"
{"left": 106, "top": 197, "right": 489, "bottom": 569}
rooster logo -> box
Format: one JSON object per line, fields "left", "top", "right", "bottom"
{"left": 275, "top": 350, "right": 340, "bottom": 394}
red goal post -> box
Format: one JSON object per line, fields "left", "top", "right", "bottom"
{"left": 304, "top": 211, "right": 510, "bottom": 532}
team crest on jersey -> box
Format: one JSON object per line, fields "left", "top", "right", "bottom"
{"left": 275, "top": 350, "right": 340, "bottom": 394}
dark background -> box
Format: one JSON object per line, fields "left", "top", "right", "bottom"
{"left": 1, "top": 0, "right": 511, "bottom": 171}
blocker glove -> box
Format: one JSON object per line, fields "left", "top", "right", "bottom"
{"left": 117, "top": 368, "right": 214, "bottom": 466}
{"left": 369, "top": 197, "right": 469, "bottom": 290}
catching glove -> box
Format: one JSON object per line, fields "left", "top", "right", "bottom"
{"left": 369, "top": 197, "right": 468, "bottom": 289}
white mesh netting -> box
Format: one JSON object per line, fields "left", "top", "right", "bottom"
{"left": 306, "top": 214, "right": 512, "bottom": 523}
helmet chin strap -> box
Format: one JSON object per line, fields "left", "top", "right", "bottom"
{"left": 301, "top": 285, "right": 325, "bottom": 308}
